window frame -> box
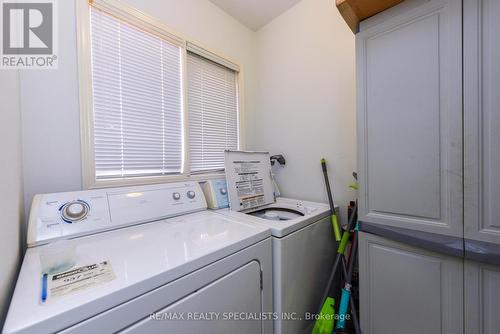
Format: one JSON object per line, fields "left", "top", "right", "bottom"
{"left": 77, "top": 0, "right": 245, "bottom": 189}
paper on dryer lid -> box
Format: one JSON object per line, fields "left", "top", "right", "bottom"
{"left": 224, "top": 151, "right": 275, "bottom": 212}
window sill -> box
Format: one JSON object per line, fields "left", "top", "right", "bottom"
{"left": 85, "top": 171, "right": 226, "bottom": 189}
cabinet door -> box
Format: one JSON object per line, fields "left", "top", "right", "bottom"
{"left": 359, "top": 232, "right": 463, "bottom": 334}
{"left": 464, "top": 261, "right": 500, "bottom": 334}
{"left": 464, "top": 0, "right": 500, "bottom": 245}
{"left": 356, "top": 0, "right": 463, "bottom": 237}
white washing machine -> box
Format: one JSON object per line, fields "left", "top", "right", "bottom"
{"left": 220, "top": 151, "right": 337, "bottom": 334}
{"left": 2, "top": 182, "right": 273, "bottom": 334}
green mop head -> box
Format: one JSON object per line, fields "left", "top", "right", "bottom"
{"left": 311, "top": 297, "right": 335, "bottom": 334}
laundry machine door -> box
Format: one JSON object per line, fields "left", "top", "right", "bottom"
{"left": 120, "top": 260, "right": 263, "bottom": 334}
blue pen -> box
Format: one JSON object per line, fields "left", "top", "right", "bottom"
{"left": 41, "top": 273, "right": 48, "bottom": 302}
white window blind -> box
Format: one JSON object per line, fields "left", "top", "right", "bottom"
{"left": 90, "top": 6, "right": 183, "bottom": 179}
{"left": 187, "top": 52, "right": 239, "bottom": 172}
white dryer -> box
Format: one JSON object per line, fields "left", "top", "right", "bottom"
{"left": 2, "top": 182, "right": 273, "bottom": 334}
{"left": 221, "top": 151, "right": 337, "bottom": 334}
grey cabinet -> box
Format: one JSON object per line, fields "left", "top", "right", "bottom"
{"left": 359, "top": 232, "right": 463, "bottom": 334}
{"left": 356, "top": 0, "right": 463, "bottom": 237}
{"left": 356, "top": 0, "right": 500, "bottom": 333}
{"left": 464, "top": 0, "right": 500, "bottom": 246}
{"left": 465, "top": 261, "right": 500, "bottom": 334}
{"left": 462, "top": 2, "right": 500, "bottom": 332}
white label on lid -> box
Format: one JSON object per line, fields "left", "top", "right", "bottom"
{"left": 47, "top": 261, "right": 115, "bottom": 301}
{"left": 224, "top": 151, "right": 275, "bottom": 211}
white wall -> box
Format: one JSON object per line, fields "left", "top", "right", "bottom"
{"left": 250, "top": 0, "right": 356, "bottom": 222}
{"left": 20, "top": 0, "right": 82, "bottom": 219}
{"left": 0, "top": 71, "right": 23, "bottom": 325}
{"left": 20, "top": 0, "right": 256, "bottom": 218}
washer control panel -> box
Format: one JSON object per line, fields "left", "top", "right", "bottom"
{"left": 28, "top": 182, "right": 207, "bottom": 247}
{"left": 200, "top": 179, "right": 229, "bottom": 209}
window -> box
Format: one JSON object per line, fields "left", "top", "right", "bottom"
{"left": 187, "top": 52, "right": 239, "bottom": 173}
{"left": 79, "top": 0, "right": 241, "bottom": 187}
{"left": 90, "top": 6, "right": 183, "bottom": 179}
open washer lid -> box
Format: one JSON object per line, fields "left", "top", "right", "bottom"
{"left": 224, "top": 151, "right": 275, "bottom": 212}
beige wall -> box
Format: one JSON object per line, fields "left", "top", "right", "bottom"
{"left": 0, "top": 70, "right": 23, "bottom": 326}
{"left": 249, "top": 0, "right": 357, "bottom": 222}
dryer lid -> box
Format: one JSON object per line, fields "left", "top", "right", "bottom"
{"left": 224, "top": 151, "right": 275, "bottom": 212}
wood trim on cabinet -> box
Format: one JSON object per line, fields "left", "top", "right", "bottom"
{"left": 336, "top": 0, "right": 404, "bottom": 33}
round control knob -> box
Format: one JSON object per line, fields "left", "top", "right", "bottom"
{"left": 187, "top": 190, "right": 196, "bottom": 199}
{"left": 173, "top": 192, "right": 181, "bottom": 200}
{"left": 62, "top": 200, "right": 89, "bottom": 223}
{"left": 220, "top": 188, "right": 227, "bottom": 195}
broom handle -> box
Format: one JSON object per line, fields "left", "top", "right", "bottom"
{"left": 321, "top": 158, "right": 341, "bottom": 241}
{"left": 317, "top": 202, "right": 358, "bottom": 314}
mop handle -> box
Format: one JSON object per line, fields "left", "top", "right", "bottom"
{"left": 336, "top": 287, "right": 351, "bottom": 330}
{"left": 336, "top": 224, "right": 359, "bottom": 331}
{"left": 321, "top": 158, "right": 341, "bottom": 241}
